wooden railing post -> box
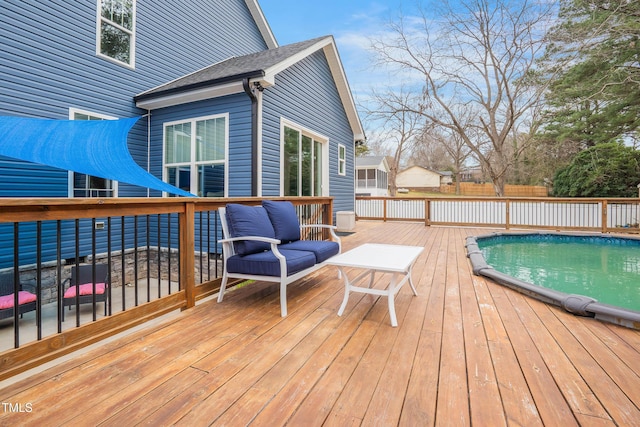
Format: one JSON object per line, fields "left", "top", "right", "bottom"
{"left": 425, "top": 199, "right": 430, "bottom": 227}
{"left": 602, "top": 200, "right": 608, "bottom": 233}
{"left": 323, "top": 199, "right": 333, "bottom": 240}
{"left": 383, "top": 198, "right": 388, "bottom": 222}
{"left": 180, "top": 200, "right": 196, "bottom": 310}
{"left": 505, "top": 199, "right": 510, "bottom": 230}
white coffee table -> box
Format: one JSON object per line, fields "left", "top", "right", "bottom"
{"left": 326, "top": 243, "right": 424, "bottom": 327}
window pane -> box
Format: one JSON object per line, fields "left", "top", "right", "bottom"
{"left": 338, "top": 145, "right": 346, "bottom": 175}
{"left": 101, "top": 0, "right": 133, "bottom": 30}
{"left": 166, "top": 166, "right": 190, "bottom": 197}
{"left": 165, "top": 123, "right": 191, "bottom": 164}
{"left": 100, "top": 21, "right": 131, "bottom": 63}
{"left": 301, "top": 135, "right": 312, "bottom": 197}
{"left": 196, "top": 118, "right": 224, "bottom": 162}
{"left": 199, "top": 164, "right": 225, "bottom": 197}
{"left": 284, "top": 127, "right": 299, "bottom": 196}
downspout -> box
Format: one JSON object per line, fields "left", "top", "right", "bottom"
{"left": 243, "top": 78, "right": 260, "bottom": 196}
{"left": 146, "top": 110, "right": 151, "bottom": 198}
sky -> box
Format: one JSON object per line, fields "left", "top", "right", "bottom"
{"left": 259, "top": 0, "right": 409, "bottom": 115}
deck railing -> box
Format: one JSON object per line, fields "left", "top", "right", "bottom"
{"left": 355, "top": 196, "right": 640, "bottom": 234}
{"left": 0, "top": 197, "right": 333, "bottom": 380}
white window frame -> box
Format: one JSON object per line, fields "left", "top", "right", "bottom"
{"left": 280, "top": 118, "right": 329, "bottom": 197}
{"left": 338, "top": 144, "right": 346, "bottom": 176}
{"left": 68, "top": 108, "right": 118, "bottom": 198}
{"left": 96, "top": 0, "right": 136, "bottom": 69}
{"left": 162, "top": 113, "right": 229, "bottom": 197}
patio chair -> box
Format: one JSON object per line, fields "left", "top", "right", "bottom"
{"left": 61, "top": 264, "right": 110, "bottom": 321}
{"left": 0, "top": 270, "right": 37, "bottom": 321}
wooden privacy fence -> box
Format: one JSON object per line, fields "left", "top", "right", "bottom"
{"left": 356, "top": 196, "right": 640, "bottom": 234}
{"left": 0, "top": 196, "right": 334, "bottom": 380}
{"left": 440, "top": 183, "right": 548, "bottom": 197}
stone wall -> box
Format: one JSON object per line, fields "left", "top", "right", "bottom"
{"left": 4, "top": 247, "right": 222, "bottom": 305}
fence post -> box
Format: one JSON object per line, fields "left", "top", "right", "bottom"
{"left": 383, "top": 198, "right": 387, "bottom": 222}
{"left": 180, "top": 201, "right": 196, "bottom": 309}
{"left": 425, "top": 199, "right": 430, "bottom": 227}
{"left": 505, "top": 199, "right": 510, "bottom": 230}
{"left": 602, "top": 200, "right": 608, "bottom": 233}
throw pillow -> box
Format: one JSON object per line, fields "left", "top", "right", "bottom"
{"left": 225, "top": 204, "right": 276, "bottom": 255}
{"left": 262, "top": 200, "right": 301, "bottom": 243}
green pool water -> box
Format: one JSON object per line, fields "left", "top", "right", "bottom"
{"left": 478, "top": 234, "right": 640, "bottom": 312}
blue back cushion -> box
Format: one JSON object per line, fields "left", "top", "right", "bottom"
{"left": 225, "top": 204, "right": 275, "bottom": 255}
{"left": 262, "top": 200, "right": 301, "bottom": 243}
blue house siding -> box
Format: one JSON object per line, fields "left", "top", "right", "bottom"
{"left": 0, "top": 0, "right": 268, "bottom": 196}
{"left": 0, "top": 0, "right": 271, "bottom": 266}
{"left": 0, "top": 159, "right": 68, "bottom": 198}
{"left": 147, "top": 93, "right": 254, "bottom": 197}
{"left": 0, "top": 2, "right": 361, "bottom": 268}
{"left": 1, "top": 0, "right": 267, "bottom": 119}
{"left": 261, "top": 50, "right": 355, "bottom": 213}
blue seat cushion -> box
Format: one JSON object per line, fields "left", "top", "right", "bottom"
{"left": 226, "top": 249, "right": 316, "bottom": 277}
{"left": 262, "top": 200, "right": 301, "bottom": 243}
{"left": 225, "top": 204, "right": 276, "bottom": 256}
{"left": 279, "top": 240, "right": 340, "bottom": 263}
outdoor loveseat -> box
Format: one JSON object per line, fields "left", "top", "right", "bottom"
{"left": 217, "top": 201, "right": 341, "bottom": 317}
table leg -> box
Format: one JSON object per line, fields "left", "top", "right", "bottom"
{"left": 337, "top": 266, "right": 349, "bottom": 316}
{"left": 408, "top": 263, "right": 418, "bottom": 296}
{"left": 388, "top": 273, "right": 398, "bottom": 327}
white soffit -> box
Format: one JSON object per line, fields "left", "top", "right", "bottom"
{"left": 135, "top": 81, "right": 245, "bottom": 110}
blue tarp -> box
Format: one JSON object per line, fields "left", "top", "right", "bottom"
{"left": 0, "top": 115, "right": 194, "bottom": 197}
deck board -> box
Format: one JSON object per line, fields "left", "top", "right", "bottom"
{"left": 1, "top": 222, "right": 639, "bottom": 426}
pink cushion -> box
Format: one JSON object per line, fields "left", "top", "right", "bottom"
{"left": 0, "top": 291, "right": 37, "bottom": 310}
{"left": 64, "top": 283, "right": 106, "bottom": 298}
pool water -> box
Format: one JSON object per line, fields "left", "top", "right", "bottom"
{"left": 478, "top": 234, "right": 640, "bottom": 311}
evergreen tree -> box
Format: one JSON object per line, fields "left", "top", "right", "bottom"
{"left": 553, "top": 143, "right": 640, "bottom": 197}
{"left": 539, "top": 0, "right": 640, "bottom": 147}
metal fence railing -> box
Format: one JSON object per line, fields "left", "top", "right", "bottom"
{"left": 356, "top": 196, "right": 640, "bottom": 234}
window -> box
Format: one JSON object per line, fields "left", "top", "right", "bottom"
{"left": 338, "top": 144, "right": 346, "bottom": 176}
{"left": 283, "top": 124, "right": 326, "bottom": 197}
{"left": 70, "top": 109, "right": 116, "bottom": 198}
{"left": 97, "top": 0, "right": 135, "bottom": 67}
{"left": 164, "top": 115, "right": 227, "bottom": 197}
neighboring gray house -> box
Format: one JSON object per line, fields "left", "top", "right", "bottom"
{"left": 356, "top": 156, "right": 389, "bottom": 196}
{"left": 0, "top": 0, "right": 363, "bottom": 266}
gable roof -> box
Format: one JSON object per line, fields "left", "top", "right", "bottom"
{"left": 399, "top": 165, "right": 443, "bottom": 176}
{"left": 135, "top": 36, "right": 364, "bottom": 141}
{"left": 244, "top": 0, "right": 278, "bottom": 49}
{"left": 356, "top": 156, "right": 389, "bottom": 169}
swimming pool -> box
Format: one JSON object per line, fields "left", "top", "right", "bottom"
{"left": 466, "top": 232, "right": 640, "bottom": 330}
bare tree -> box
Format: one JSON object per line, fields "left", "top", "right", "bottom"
{"left": 371, "top": 0, "right": 553, "bottom": 195}
{"left": 412, "top": 124, "right": 474, "bottom": 194}
{"left": 363, "top": 87, "right": 426, "bottom": 196}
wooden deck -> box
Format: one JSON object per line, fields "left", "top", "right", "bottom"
{"left": 1, "top": 222, "right": 639, "bottom": 426}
